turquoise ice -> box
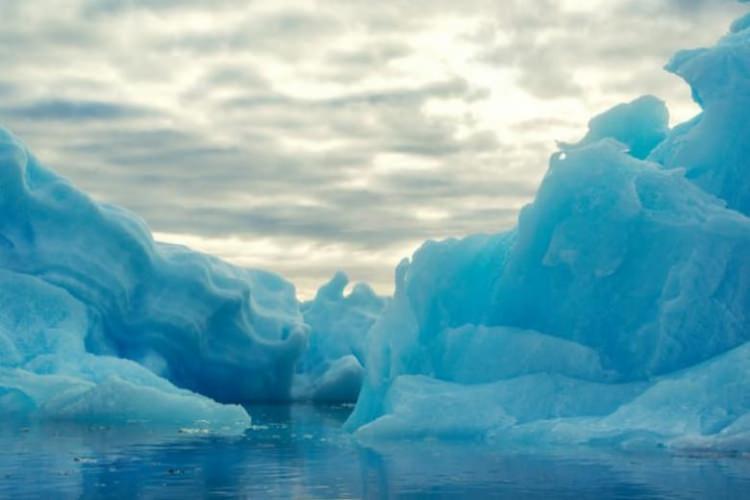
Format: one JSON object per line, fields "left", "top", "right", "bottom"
{"left": 0, "top": 127, "right": 382, "bottom": 425}
{"left": 295, "top": 272, "right": 387, "bottom": 403}
{"left": 346, "top": 9, "right": 750, "bottom": 450}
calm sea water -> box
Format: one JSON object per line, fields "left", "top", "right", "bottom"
{"left": 1, "top": 404, "right": 749, "bottom": 499}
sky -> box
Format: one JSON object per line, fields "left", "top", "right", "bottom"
{"left": 0, "top": 0, "right": 746, "bottom": 298}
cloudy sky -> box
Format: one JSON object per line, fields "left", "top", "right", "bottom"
{"left": 0, "top": 0, "right": 746, "bottom": 298}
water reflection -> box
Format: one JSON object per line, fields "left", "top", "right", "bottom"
{"left": 1, "top": 405, "right": 749, "bottom": 499}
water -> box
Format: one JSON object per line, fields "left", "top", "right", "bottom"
{"left": 1, "top": 405, "right": 749, "bottom": 499}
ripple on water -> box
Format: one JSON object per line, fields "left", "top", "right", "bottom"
{"left": 1, "top": 405, "right": 749, "bottom": 499}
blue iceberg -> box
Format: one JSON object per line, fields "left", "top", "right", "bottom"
{"left": 0, "top": 269, "right": 250, "bottom": 427}
{"left": 346, "top": 11, "right": 750, "bottom": 450}
{"left": 0, "top": 128, "right": 310, "bottom": 426}
{"left": 295, "top": 272, "right": 387, "bottom": 403}
{"left": 0, "top": 126, "right": 386, "bottom": 425}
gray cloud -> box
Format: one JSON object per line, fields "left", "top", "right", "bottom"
{"left": 1, "top": 99, "right": 150, "bottom": 121}
{"left": 0, "top": 83, "right": 15, "bottom": 98}
{"left": 0, "top": 0, "right": 746, "bottom": 295}
{"left": 475, "top": 0, "right": 746, "bottom": 100}
{"left": 82, "top": 0, "right": 250, "bottom": 16}
{"left": 153, "top": 10, "right": 344, "bottom": 61}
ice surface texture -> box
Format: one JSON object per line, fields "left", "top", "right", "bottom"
{"left": 347, "top": 11, "right": 750, "bottom": 450}
{"left": 0, "top": 128, "right": 309, "bottom": 408}
{"left": 295, "top": 272, "right": 386, "bottom": 403}
{"left": 0, "top": 269, "right": 249, "bottom": 427}
{"left": 650, "top": 17, "right": 750, "bottom": 215}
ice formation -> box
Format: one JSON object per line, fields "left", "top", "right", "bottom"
{"left": 0, "top": 125, "right": 385, "bottom": 424}
{"left": 2, "top": 4, "right": 749, "bottom": 449}
{"left": 346, "top": 10, "right": 750, "bottom": 450}
{"left": 0, "top": 128, "right": 312, "bottom": 426}
{"left": 650, "top": 15, "right": 750, "bottom": 216}
{"left": 0, "top": 269, "right": 250, "bottom": 427}
{"left": 295, "top": 272, "right": 386, "bottom": 403}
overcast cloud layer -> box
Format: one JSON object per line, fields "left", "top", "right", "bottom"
{"left": 0, "top": 0, "right": 746, "bottom": 297}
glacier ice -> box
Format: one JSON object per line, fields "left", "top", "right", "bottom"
{"left": 0, "top": 127, "right": 309, "bottom": 406}
{"left": 347, "top": 10, "right": 750, "bottom": 451}
{"left": 295, "top": 272, "right": 386, "bottom": 403}
{"left": 560, "top": 95, "right": 669, "bottom": 160}
{"left": 649, "top": 18, "right": 750, "bottom": 215}
{"left": 0, "top": 125, "right": 383, "bottom": 425}
{"left": 0, "top": 269, "right": 249, "bottom": 427}
{"left": 0, "top": 128, "right": 308, "bottom": 426}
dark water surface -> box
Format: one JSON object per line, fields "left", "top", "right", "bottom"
{"left": 1, "top": 405, "right": 749, "bottom": 499}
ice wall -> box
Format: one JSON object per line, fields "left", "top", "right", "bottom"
{"left": 347, "top": 10, "right": 750, "bottom": 450}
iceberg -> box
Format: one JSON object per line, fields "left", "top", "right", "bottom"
{"left": 0, "top": 128, "right": 311, "bottom": 426}
{"left": 347, "top": 9, "right": 750, "bottom": 450}
{"left": 0, "top": 127, "right": 383, "bottom": 424}
{"left": 294, "top": 272, "right": 386, "bottom": 403}
{"left": 0, "top": 269, "right": 249, "bottom": 427}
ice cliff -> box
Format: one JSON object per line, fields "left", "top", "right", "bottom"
{"left": 346, "top": 10, "right": 750, "bottom": 451}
